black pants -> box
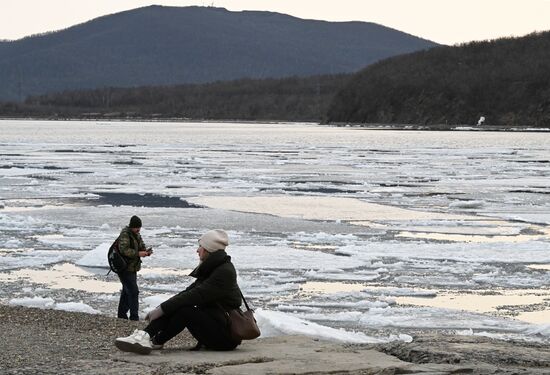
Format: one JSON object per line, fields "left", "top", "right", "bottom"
{"left": 117, "top": 270, "right": 139, "bottom": 321}
{"left": 144, "top": 306, "right": 239, "bottom": 351}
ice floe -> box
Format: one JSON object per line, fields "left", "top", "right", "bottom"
{"left": 1, "top": 121, "right": 549, "bottom": 343}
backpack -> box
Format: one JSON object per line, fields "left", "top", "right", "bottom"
{"left": 107, "top": 238, "right": 127, "bottom": 274}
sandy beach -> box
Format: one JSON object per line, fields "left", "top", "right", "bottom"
{"left": 1, "top": 304, "right": 549, "bottom": 374}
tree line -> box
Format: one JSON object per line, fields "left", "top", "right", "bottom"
{"left": 327, "top": 31, "right": 550, "bottom": 127}
{"left": 2, "top": 74, "right": 350, "bottom": 122}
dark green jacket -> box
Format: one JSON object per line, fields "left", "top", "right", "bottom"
{"left": 118, "top": 226, "right": 146, "bottom": 272}
{"left": 161, "top": 250, "right": 242, "bottom": 316}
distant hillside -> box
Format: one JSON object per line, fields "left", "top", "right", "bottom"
{"left": 0, "top": 5, "right": 437, "bottom": 101}
{"left": 3, "top": 74, "right": 349, "bottom": 122}
{"left": 327, "top": 32, "right": 550, "bottom": 127}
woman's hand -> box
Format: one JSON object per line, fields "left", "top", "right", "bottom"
{"left": 145, "top": 306, "right": 164, "bottom": 322}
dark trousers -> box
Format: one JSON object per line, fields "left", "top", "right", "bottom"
{"left": 117, "top": 271, "right": 139, "bottom": 321}
{"left": 144, "top": 306, "right": 239, "bottom": 351}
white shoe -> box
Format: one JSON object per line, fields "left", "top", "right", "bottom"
{"left": 114, "top": 329, "right": 153, "bottom": 355}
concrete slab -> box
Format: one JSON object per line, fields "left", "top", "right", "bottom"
{"left": 114, "top": 335, "right": 474, "bottom": 374}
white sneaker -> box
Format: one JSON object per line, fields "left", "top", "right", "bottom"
{"left": 114, "top": 329, "right": 153, "bottom": 355}
{"left": 151, "top": 343, "right": 164, "bottom": 350}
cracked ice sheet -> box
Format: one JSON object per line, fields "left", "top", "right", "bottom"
{"left": 0, "top": 249, "right": 83, "bottom": 271}
{"left": 2, "top": 121, "right": 550, "bottom": 343}
{"left": 299, "top": 306, "right": 534, "bottom": 333}
{"left": 0, "top": 263, "right": 120, "bottom": 293}
{"left": 396, "top": 231, "right": 548, "bottom": 243}
{"left": 396, "top": 290, "right": 550, "bottom": 315}
{"left": 77, "top": 242, "right": 363, "bottom": 271}
{"left": 188, "top": 196, "right": 477, "bottom": 222}
{"left": 335, "top": 241, "right": 550, "bottom": 264}
{"left": 187, "top": 195, "right": 538, "bottom": 240}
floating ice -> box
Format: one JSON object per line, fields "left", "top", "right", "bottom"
{"left": 337, "top": 240, "right": 550, "bottom": 264}
{"left": 354, "top": 306, "right": 532, "bottom": 333}
{"left": 525, "top": 324, "right": 550, "bottom": 337}
{"left": 230, "top": 246, "right": 362, "bottom": 270}
{"left": 2, "top": 239, "right": 23, "bottom": 248}
{"left": 9, "top": 297, "right": 55, "bottom": 309}
{"left": 0, "top": 250, "right": 82, "bottom": 271}
{"left": 1, "top": 121, "right": 549, "bottom": 343}
{"left": 449, "top": 200, "right": 485, "bottom": 209}
{"left": 9, "top": 297, "right": 100, "bottom": 314}
{"left": 76, "top": 243, "right": 110, "bottom": 269}
{"left": 142, "top": 294, "right": 172, "bottom": 313}
{"left": 55, "top": 302, "right": 101, "bottom": 314}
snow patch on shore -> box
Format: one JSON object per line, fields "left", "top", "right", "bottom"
{"left": 256, "top": 309, "right": 412, "bottom": 344}
{"left": 9, "top": 297, "right": 100, "bottom": 314}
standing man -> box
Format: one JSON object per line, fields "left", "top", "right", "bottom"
{"left": 117, "top": 215, "right": 152, "bottom": 321}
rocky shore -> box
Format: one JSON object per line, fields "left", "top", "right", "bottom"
{"left": 1, "top": 304, "right": 549, "bottom": 374}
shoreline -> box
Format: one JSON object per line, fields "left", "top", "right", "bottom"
{"left": 1, "top": 304, "right": 549, "bottom": 374}
{"left": 0, "top": 117, "right": 548, "bottom": 132}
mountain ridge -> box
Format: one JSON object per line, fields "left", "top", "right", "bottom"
{"left": 0, "top": 5, "right": 438, "bottom": 101}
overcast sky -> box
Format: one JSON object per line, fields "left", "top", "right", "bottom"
{"left": 2, "top": 0, "right": 550, "bottom": 45}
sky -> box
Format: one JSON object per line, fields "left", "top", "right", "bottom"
{"left": 1, "top": 0, "right": 550, "bottom": 45}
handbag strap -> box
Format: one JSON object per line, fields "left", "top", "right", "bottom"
{"left": 239, "top": 289, "right": 252, "bottom": 311}
{"left": 218, "top": 290, "right": 253, "bottom": 313}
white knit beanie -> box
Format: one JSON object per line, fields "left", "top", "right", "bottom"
{"left": 198, "top": 229, "right": 229, "bottom": 253}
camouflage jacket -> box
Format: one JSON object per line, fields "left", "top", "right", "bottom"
{"left": 118, "top": 226, "right": 146, "bottom": 272}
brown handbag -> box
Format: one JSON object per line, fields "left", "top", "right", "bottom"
{"left": 225, "top": 291, "right": 261, "bottom": 341}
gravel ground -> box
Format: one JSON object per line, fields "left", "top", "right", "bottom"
{"left": 0, "top": 304, "right": 195, "bottom": 374}
{"left": 1, "top": 304, "right": 549, "bottom": 375}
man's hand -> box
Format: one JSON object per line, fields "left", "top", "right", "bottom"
{"left": 145, "top": 306, "right": 164, "bottom": 322}
{"left": 138, "top": 250, "right": 150, "bottom": 257}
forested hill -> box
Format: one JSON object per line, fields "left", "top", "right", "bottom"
{"left": 327, "top": 31, "right": 550, "bottom": 127}
{"left": 5, "top": 74, "right": 349, "bottom": 122}
{"left": 0, "top": 5, "right": 437, "bottom": 101}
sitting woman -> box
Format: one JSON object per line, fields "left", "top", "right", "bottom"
{"left": 115, "top": 229, "right": 242, "bottom": 354}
